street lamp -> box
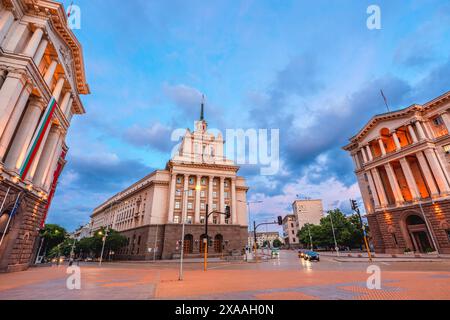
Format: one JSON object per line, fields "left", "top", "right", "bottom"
{"left": 238, "top": 200, "right": 263, "bottom": 254}
{"left": 98, "top": 199, "right": 124, "bottom": 267}
{"left": 327, "top": 210, "right": 340, "bottom": 257}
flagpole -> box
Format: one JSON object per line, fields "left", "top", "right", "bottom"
{"left": 0, "top": 187, "right": 11, "bottom": 216}
{"left": 0, "top": 192, "right": 21, "bottom": 249}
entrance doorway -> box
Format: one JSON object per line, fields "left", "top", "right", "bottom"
{"left": 406, "top": 215, "right": 434, "bottom": 253}
{"left": 183, "top": 234, "right": 193, "bottom": 254}
{"left": 214, "top": 234, "right": 223, "bottom": 253}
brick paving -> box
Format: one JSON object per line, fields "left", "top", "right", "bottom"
{"left": 0, "top": 252, "right": 449, "bottom": 300}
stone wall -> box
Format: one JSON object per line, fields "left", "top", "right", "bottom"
{"left": 0, "top": 182, "right": 47, "bottom": 272}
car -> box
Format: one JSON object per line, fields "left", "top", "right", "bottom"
{"left": 271, "top": 248, "right": 280, "bottom": 257}
{"left": 298, "top": 249, "right": 306, "bottom": 258}
{"left": 303, "top": 250, "right": 320, "bottom": 261}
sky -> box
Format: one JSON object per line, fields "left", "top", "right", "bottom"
{"left": 48, "top": 0, "right": 450, "bottom": 232}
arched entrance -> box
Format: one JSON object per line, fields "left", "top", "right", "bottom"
{"left": 183, "top": 234, "right": 193, "bottom": 254}
{"left": 406, "top": 215, "right": 434, "bottom": 253}
{"left": 0, "top": 211, "right": 11, "bottom": 234}
{"left": 199, "top": 234, "right": 207, "bottom": 253}
{"left": 214, "top": 234, "right": 223, "bottom": 253}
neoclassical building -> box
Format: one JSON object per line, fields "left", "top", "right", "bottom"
{"left": 90, "top": 105, "right": 249, "bottom": 260}
{"left": 344, "top": 91, "right": 450, "bottom": 254}
{"left": 0, "top": 0, "right": 89, "bottom": 272}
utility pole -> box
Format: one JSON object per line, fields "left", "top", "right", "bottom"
{"left": 328, "top": 211, "right": 339, "bottom": 257}
{"left": 350, "top": 199, "right": 372, "bottom": 262}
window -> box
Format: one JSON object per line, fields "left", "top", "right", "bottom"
{"left": 201, "top": 191, "right": 205, "bottom": 197}
{"left": 224, "top": 192, "right": 228, "bottom": 198}
{"left": 213, "top": 204, "right": 217, "bottom": 210}
{"left": 176, "top": 189, "right": 181, "bottom": 196}
{"left": 433, "top": 116, "right": 444, "bottom": 126}
{"left": 175, "top": 202, "right": 181, "bottom": 209}
{"left": 201, "top": 178, "right": 206, "bottom": 185}
{"left": 447, "top": 230, "right": 450, "bottom": 242}
{"left": 188, "top": 202, "right": 193, "bottom": 210}
{"left": 444, "top": 145, "right": 450, "bottom": 154}
{"left": 189, "top": 177, "right": 194, "bottom": 185}
{"left": 200, "top": 203, "right": 205, "bottom": 210}
{"left": 213, "top": 217, "right": 218, "bottom": 224}
{"left": 187, "top": 216, "right": 193, "bottom": 224}
{"left": 292, "top": 238, "right": 296, "bottom": 243}
{"left": 213, "top": 192, "right": 217, "bottom": 198}
{"left": 177, "top": 177, "right": 182, "bottom": 183}
{"left": 213, "top": 180, "right": 217, "bottom": 186}
{"left": 188, "top": 190, "right": 193, "bottom": 197}
{"left": 225, "top": 218, "right": 230, "bottom": 224}
{"left": 174, "top": 216, "right": 180, "bottom": 223}
{"left": 224, "top": 182, "right": 228, "bottom": 187}
{"left": 200, "top": 216, "right": 205, "bottom": 224}
{"left": 291, "top": 223, "right": 294, "bottom": 228}
{"left": 292, "top": 230, "right": 295, "bottom": 235}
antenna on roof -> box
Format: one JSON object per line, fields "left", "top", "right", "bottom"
{"left": 380, "top": 89, "right": 390, "bottom": 113}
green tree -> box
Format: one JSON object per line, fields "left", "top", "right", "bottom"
{"left": 272, "top": 239, "right": 282, "bottom": 248}
{"left": 40, "top": 224, "right": 67, "bottom": 257}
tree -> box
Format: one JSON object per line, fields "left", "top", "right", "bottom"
{"left": 40, "top": 224, "right": 67, "bottom": 257}
{"left": 74, "top": 228, "right": 127, "bottom": 259}
{"left": 272, "top": 239, "right": 282, "bottom": 248}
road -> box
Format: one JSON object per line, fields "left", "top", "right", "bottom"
{"left": 0, "top": 250, "right": 449, "bottom": 300}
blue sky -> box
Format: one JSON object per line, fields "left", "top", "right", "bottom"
{"left": 48, "top": 0, "right": 450, "bottom": 231}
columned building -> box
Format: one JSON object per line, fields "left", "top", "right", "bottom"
{"left": 90, "top": 104, "right": 249, "bottom": 260}
{"left": 0, "top": 0, "right": 89, "bottom": 272}
{"left": 344, "top": 91, "right": 450, "bottom": 254}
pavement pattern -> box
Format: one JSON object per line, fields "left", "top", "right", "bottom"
{"left": 0, "top": 251, "right": 449, "bottom": 300}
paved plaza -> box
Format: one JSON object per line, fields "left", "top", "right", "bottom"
{"left": 0, "top": 251, "right": 449, "bottom": 300}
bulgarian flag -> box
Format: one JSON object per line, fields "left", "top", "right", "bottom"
{"left": 19, "top": 97, "right": 58, "bottom": 180}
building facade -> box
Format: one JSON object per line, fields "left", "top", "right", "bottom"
{"left": 292, "top": 199, "right": 324, "bottom": 230}
{"left": 282, "top": 214, "right": 299, "bottom": 247}
{"left": 90, "top": 105, "right": 249, "bottom": 260}
{"left": 0, "top": 0, "right": 89, "bottom": 272}
{"left": 344, "top": 91, "right": 450, "bottom": 254}
{"left": 248, "top": 231, "right": 282, "bottom": 248}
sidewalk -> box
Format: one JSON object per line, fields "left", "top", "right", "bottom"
{"left": 320, "top": 251, "right": 450, "bottom": 262}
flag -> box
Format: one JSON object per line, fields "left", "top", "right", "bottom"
{"left": 19, "top": 97, "right": 57, "bottom": 180}
{"left": 67, "top": 1, "right": 74, "bottom": 17}
{"left": 9, "top": 193, "right": 22, "bottom": 220}
{"left": 380, "top": 89, "right": 390, "bottom": 112}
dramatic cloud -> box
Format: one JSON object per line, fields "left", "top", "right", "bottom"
{"left": 123, "top": 122, "right": 174, "bottom": 152}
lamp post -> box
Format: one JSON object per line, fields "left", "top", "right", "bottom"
{"left": 238, "top": 200, "right": 263, "bottom": 256}
{"left": 327, "top": 211, "right": 339, "bottom": 257}
{"left": 98, "top": 199, "right": 123, "bottom": 267}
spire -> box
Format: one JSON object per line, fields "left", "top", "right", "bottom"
{"left": 200, "top": 94, "right": 205, "bottom": 121}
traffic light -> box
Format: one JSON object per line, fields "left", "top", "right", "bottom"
{"left": 277, "top": 216, "right": 283, "bottom": 226}
{"left": 225, "top": 206, "right": 231, "bottom": 219}
{"left": 350, "top": 199, "right": 359, "bottom": 212}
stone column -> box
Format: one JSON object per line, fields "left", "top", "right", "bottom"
{"left": 378, "top": 138, "right": 386, "bottom": 156}
{"left": 371, "top": 168, "right": 388, "bottom": 206}
{"left": 182, "top": 174, "right": 189, "bottom": 223}
{"left": 194, "top": 175, "right": 201, "bottom": 224}
{"left": 43, "top": 134, "right": 63, "bottom": 190}
{"left": 367, "top": 171, "right": 381, "bottom": 208}
{"left": 208, "top": 176, "right": 214, "bottom": 223}
{"left": 60, "top": 92, "right": 71, "bottom": 114}
{"left": 43, "top": 60, "right": 58, "bottom": 86}
{"left": 0, "top": 11, "right": 14, "bottom": 45}
{"left": 415, "top": 121, "right": 426, "bottom": 140}
{"left": 408, "top": 125, "right": 418, "bottom": 143}
{"left": 22, "top": 27, "right": 44, "bottom": 57}
{"left": 231, "top": 178, "right": 237, "bottom": 224}
{"left": 4, "top": 97, "right": 44, "bottom": 171}
{"left": 423, "top": 149, "right": 450, "bottom": 195}
{"left": 3, "top": 23, "right": 27, "bottom": 52}
{"left": 365, "top": 145, "right": 373, "bottom": 161}
{"left": 168, "top": 174, "right": 176, "bottom": 223}
{"left": 219, "top": 177, "right": 225, "bottom": 224}
{"left": 33, "top": 38, "right": 48, "bottom": 67}
{"left": 0, "top": 83, "right": 32, "bottom": 160}
{"left": 52, "top": 77, "right": 65, "bottom": 102}
{"left": 32, "top": 126, "right": 60, "bottom": 187}
{"left": 384, "top": 163, "right": 404, "bottom": 204}
{"left": 392, "top": 132, "right": 401, "bottom": 151}
{"left": 416, "top": 151, "right": 439, "bottom": 197}
{"left": 361, "top": 148, "right": 368, "bottom": 163}
{"left": 440, "top": 112, "right": 450, "bottom": 132}
{"left": 0, "top": 73, "right": 26, "bottom": 138}
{"left": 399, "top": 157, "right": 420, "bottom": 200}
{"left": 26, "top": 120, "right": 52, "bottom": 181}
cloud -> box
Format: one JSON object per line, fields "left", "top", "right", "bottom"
{"left": 163, "top": 83, "right": 203, "bottom": 112}
{"left": 123, "top": 122, "right": 174, "bottom": 152}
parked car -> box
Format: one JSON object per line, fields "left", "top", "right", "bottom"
{"left": 271, "top": 248, "right": 280, "bottom": 257}
{"left": 303, "top": 251, "right": 320, "bottom": 262}
{"left": 298, "top": 249, "right": 307, "bottom": 258}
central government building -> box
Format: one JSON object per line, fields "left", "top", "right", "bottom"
{"left": 90, "top": 105, "right": 249, "bottom": 260}
{"left": 344, "top": 91, "right": 450, "bottom": 254}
